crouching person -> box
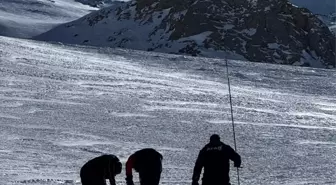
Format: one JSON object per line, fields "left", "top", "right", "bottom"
{"left": 126, "top": 148, "right": 163, "bottom": 185}
{"left": 80, "top": 154, "right": 122, "bottom": 185}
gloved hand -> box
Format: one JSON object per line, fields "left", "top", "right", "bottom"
{"left": 126, "top": 176, "right": 134, "bottom": 185}
{"left": 192, "top": 180, "right": 199, "bottom": 185}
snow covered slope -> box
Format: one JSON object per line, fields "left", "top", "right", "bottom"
{"left": 0, "top": 0, "right": 96, "bottom": 38}
{"left": 0, "top": 35, "right": 336, "bottom": 184}
{"left": 35, "top": 0, "right": 336, "bottom": 68}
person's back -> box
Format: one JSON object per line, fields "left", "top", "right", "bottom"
{"left": 126, "top": 148, "right": 163, "bottom": 185}
{"left": 192, "top": 134, "right": 241, "bottom": 185}
{"left": 132, "top": 148, "right": 162, "bottom": 173}
{"left": 80, "top": 154, "right": 122, "bottom": 185}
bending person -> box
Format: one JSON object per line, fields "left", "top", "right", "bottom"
{"left": 126, "top": 148, "right": 163, "bottom": 185}
{"left": 80, "top": 154, "right": 122, "bottom": 185}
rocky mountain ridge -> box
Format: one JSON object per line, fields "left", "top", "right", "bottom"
{"left": 36, "top": 0, "right": 336, "bottom": 68}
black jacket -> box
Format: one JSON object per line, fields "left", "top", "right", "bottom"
{"left": 80, "top": 154, "right": 122, "bottom": 184}
{"left": 192, "top": 141, "right": 241, "bottom": 185}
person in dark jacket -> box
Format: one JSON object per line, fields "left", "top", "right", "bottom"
{"left": 80, "top": 154, "right": 122, "bottom": 185}
{"left": 125, "top": 148, "right": 163, "bottom": 185}
{"left": 192, "top": 134, "right": 241, "bottom": 185}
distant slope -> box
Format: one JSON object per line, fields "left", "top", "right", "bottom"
{"left": 0, "top": 0, "right": 96, "bottom": 38}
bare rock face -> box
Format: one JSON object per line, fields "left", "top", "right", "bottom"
{"left": 36, "top": 0, "right": 336, "bottom": 68}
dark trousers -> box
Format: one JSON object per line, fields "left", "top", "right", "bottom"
{"left": 81, "top": 177, "right": 106, "bottom": 185}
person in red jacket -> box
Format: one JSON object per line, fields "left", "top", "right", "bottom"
{"left": 192, "top": 134, "right": 241, "bottom": 185}
{"left": 80, "top": 154, "right": 122, "bottom": 185}
{"left": 125, "top": 148, "right": 163, "bottom": 185}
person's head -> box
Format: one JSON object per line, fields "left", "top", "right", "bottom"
{"left": 210, "top": 134, "right": 220, "bottom": 143}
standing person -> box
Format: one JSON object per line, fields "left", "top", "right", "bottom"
{"left": 80, "top": 154, "right": 122, "bottom": 185}
{"left": 192, "top": 134, "right": 241, "bottom": 185}
{"left": 125, "top": 148, "right": 163, "bottom": 185}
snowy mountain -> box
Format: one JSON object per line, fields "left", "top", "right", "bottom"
{"left": 289, "top": 0, "right": 336, "bottom": 35}
{"left": 0, "top": 0, "right": 96, "bottom": 38}
{"left": 35, "top": 0, "right": 336, "bottom": 68}
{"left": 1, "top": 35, "right": 336, "bottom": 184}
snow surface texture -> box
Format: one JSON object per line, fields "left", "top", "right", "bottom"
{"left": 0, "top": 36, "right": 336, "bottom": 185}
{"left": 0, "top": 0, "right": 96, "bottom": 38}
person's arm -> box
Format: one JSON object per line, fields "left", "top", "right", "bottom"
{"left": 228, "top": 146, "right": 241, "bottom": 167}
{"left": 125, "top": 155, "right": 135, "bottom": 185}
{"left": 108, "top": 159, "right": 117, "bottom": 185}
{"left": 106, "top": 155, "right": 118, "bottom": 185}
{"left": 192, "top": 149, "right": 205, "bottom": 185}
{"left": 108, "top": 177, "right": 116, "bottom": 185}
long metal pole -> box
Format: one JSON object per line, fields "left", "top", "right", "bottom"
{"left": 225, "top": 59, "right": 240, "bottom": 185}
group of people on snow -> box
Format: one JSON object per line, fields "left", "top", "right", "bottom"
{"left": 80, "top": 134, "right": 241, "bottom": 185}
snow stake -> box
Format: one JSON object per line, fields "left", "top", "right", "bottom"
{"left": 225, "top": 59, "right": 241, "bottom": 185}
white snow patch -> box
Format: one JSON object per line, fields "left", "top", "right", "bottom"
{"left": 178, "top": 31, "right": 213, "bottom": 45}
{"left": 268, "top": 43, "right": 280, "bottom": 49}
{"left": 291, "top": 112, "right": 336, "bottom": 120}
{"left": 109, "top": 112, "right": 156, "bottom": 118}
{"left": 314, "top": 101, "right": 336, "bottom": 111}
{"left": 314, "top": 101, "right": 336, "bottom": 107}
{"left": 237, "top": 121, "right": 336, "bottom": 131}
{"left": 147, "top": 100, "right": 219, "bottom": 107}
{"left": 172, "top": 10, "right": 187, "bottom": 20}
{"left": 300, "top": 50, "right": 325, "bottom": 68}
{"left": 249, "top": 0, "right": 258, "bottom": 7}
{"left": 206, "top": 120, "right": 229, "bottom": 124}
{"left": 241, "top": 28, "right": 257, "bottom": 36}
{"left": 56, "top": 140, "right": 114, "bottom": 147}
{"left": 0, "top": 149, "right": 12, "bottom": 153}
{"left": 145, "top": 106, "right": 222, "bottom": 113}
{"left": 223, "top": 24, "right": 235, "bottom": 30}
{"left": 264, "top": 6, "right": 271, "bottom": 11}
{"left": 297, "top": 140, "right": 336, "bottom": 146}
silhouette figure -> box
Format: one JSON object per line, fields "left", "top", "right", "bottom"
{"left": 80, "top": 154, "right": 122, "bottom": 185}
{"left": 126, "top": 148, "right": 163, "bottom": 185}
{"left": 192, "top": 134, "right": 241, "bottom": 185}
